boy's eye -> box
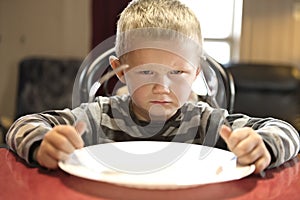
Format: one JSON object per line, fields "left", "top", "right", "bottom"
{"left": 139, "top": 70, "right": 153, "bottom": 75}
{"left": 169, "top": 70, "right": 183, "bottom": 75}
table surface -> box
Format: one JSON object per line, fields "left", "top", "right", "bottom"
{"left": 0, "top": 148, "right": 299, "bottom": 200}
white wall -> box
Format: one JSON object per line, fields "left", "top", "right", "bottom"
{"left": 0, "top": 0, "right": 91, "bottom": 118}
{"left": 240, "top": 0, "right": 300, "bottom": 65}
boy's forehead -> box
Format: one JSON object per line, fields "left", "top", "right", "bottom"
{"left": 124, "top": 49, "right": 196, "bottom": 68}
{"left": 116, "top": 28, "right": 202, "bottom": 67}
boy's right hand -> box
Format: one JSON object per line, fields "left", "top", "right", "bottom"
{"left": 35, "top": 123, "right": 86, "bottom": 169}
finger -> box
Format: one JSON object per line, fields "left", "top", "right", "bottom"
{"left": 54, "top": 125, "right": 84, "bottom": 149}
{"left": 44, "top": 130, "right": 76, "bottom": 154}
{"left": 38, "top": 152, "right": 59, "bottom": 169}
{"left": 39, "top": 139, "right": 70, "bottom": 161}
{"left": 233, "top": 134, "right": 261, "bottom": 157}
{"left": 236, "top": 141, "right": 271, "bottom": 173}
{"left": 253, "top": 155, "right": 271, "bottom": 174}
{"left": 219, "top": 125, "right": 232, "bottom": 143}
{"left": 37, "top": 142, "right": 69, "bottom": 169}
{"left": 74, "top": 121, "right": 87, "bottom": 136}
{"left": 225, "top": 128, "right": 252, "bottom": 150}
{"left": 237, "top": 145, "right": 263, "bottom": 165}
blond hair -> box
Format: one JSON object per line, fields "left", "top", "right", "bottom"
{"left": 115, "top": 0, "right": 203, "bottom": 58}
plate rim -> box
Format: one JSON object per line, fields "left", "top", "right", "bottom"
{"left": 58, "top": 141, "right": 255, "bottom": 189}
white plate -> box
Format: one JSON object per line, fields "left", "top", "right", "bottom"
{"left": 59, "top": 141, "right": 255, "bottom": 189}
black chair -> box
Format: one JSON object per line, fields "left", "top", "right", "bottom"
{"left": 15, "top": 57, "right": 82, "bottom": 119}
{"left": 226, "top": 62, "right": 300, "bottom": 132}
{"left": 0, "top": 57, "right": 82, "bottom": 145}
{"left": 0, "top": 121, "right": 6, "bottom": 145}
{"left": 200, "top": 55, "right": 235, "bottom": 113}
{"left": 72, "top": 47, "right": 235, "bottom": 113}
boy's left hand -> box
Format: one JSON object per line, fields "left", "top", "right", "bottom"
{"left": 220, "top": 125, "right": 271, "bottom": 174}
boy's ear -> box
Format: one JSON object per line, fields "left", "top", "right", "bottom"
{"left": 109, "top": 55, "right": 125, "bottom": 83}
{"left": 196, "top": 65, "right": 201, "bottom": 77}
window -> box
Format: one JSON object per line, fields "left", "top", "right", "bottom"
{"left": 180, "top": 0, "right": 243, "bottom": 64}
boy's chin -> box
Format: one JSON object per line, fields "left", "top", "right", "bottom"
{"left": 148, "top": 105, "right": 176, "bottom": 121}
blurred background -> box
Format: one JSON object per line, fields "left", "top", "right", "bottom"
{"left": 0, "top": 0, "right": 300, "bottom": 138}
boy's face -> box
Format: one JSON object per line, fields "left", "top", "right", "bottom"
{"left": 113, "top": 49, "right": 200, "bottom": 121}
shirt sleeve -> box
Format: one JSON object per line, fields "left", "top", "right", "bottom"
{"left": 5, "top": 102, "right": 101, "bottom": 165}
{"left": 226, "top": 113, "right": 300, "bottom": 168}
{"left": 5, "top": 109, "right": 74, "bottom": 165}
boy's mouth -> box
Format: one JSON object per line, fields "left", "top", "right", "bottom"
{"left": 150, "top": 100, "right": 171, "bottom": 104}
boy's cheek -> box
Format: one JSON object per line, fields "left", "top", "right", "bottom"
{"left": 170, "top": 82, "right": 194, "bottom": 104}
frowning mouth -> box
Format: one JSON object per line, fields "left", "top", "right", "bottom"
{"left": 150, "top": 100, "right": 172, "bottom": 104}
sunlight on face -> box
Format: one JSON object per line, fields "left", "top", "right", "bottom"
{"left": 121, "top": 49, "right": 199, "bottom": 121}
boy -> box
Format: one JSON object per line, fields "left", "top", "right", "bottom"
{"left": 6, "top": 0, "right": 299, "bottom": 174}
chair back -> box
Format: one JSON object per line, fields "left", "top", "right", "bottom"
{"left": 72, "top": 48, "right": 235, "bottom": 113}
{"left": 16, "top": 57, "right": 81, "bottom": 119}
{"left": 201, "top": 55, "right": 235, "bottom": 113}
{"left": 226, "top": 62, "right": 300, "bottom": 132}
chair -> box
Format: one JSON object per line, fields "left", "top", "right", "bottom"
{"left": 72, "top": 35, "right": 115, "bottom": 108}
{"left": 16, "top": 57, "right": 82, "bottom": 119}
{"left": 0, "top": 57, "right": 82, "bottom": 145}
{"left": 73, "top": 49, "right": 235, "bottom": 111}
{"left": 199, "top": 55, "right": 235, "bottom": 113}
{"left": 226, "top": 62, "right": 300, "bottom": 132}
{"left": 72, "top": 47, "right": 235, "bottom": 113}
{"left": 0, "top": 121, "right": 6, "bottom": 144}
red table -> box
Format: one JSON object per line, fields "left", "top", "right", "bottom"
{"left": 0, "top": 148, "right": 299, "bottom": 200}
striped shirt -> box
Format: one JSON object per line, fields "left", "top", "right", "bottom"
{"left": 6, "top": 95, "right": 300, "bottom": 168}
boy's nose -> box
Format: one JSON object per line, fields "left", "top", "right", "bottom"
{"left": 152, "top": 83, "right": 171, "bottom": 94}
{"left": 151, "top": 74, "right": 171, "bottom": 94}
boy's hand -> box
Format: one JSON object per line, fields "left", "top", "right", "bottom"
{"left": 220, "top": 125, "right": 271, "bottom": 174}
{"left": 35, "top": 123, "right": 86, "bottom": 169}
